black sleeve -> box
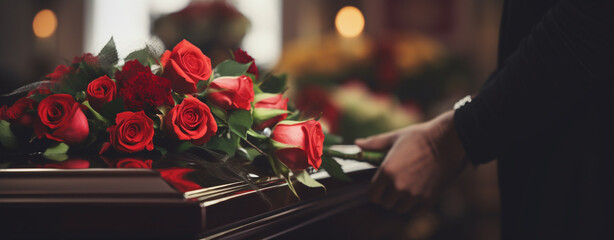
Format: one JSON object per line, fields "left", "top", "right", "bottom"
{"left": 454, "top": 0, "right": 614, "bottom": 165}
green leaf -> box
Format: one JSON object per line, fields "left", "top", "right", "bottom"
{"left": 295, "top": 170, "right": 326, "bottom": 189}
{"left": 253, "top": 108, "right": 290, "bottom": 124}
{"left": 208, "top": 103, "right": 227, "bottom": 122}
{"left": 99, "top": 97, "right": 125, "bottom": 122}
{"left": 125, "top": 46, "right": 160, "bottom": 66}
{"left": 228, "top": 109, "right": 252, "bottom": 139}
{"left": 0, "top": 120, "right": 18, "bottom": 148}
{"left": 271, "top": 139, "right": 301, "bottom": 150}
{"left": 259, "top": 74, "right": 287, "bottom": 93}
{"left": 97, "top": 37, "right": 119, "bottom": 67}
{"left": 175, "top": 141, "right": 194, "bottom": 153}
{"left": 243, "top": 148, "right": 262, "bottom": 161}
{"left": 82, "top": 101, "right": 109, "bottom": 124}
{"left": 155, "top": 146, "right": 168, "bottom": 156}
{"left": 268, "top": 156, "right": 299, "bottom": 199}
{"left": 43, "top": 142, "right": 70, "bottom": 161}
{"left": 321, "top": 155, "right": 351, "bottom": 182}
{"left": 247, "top": 129, "right": 268, "bottom": 139}
{"left": 204, "top": 132, "right": 240, "bottom": 156}
{"left": 213, "top": 60, "right": 252, "bottom": 78}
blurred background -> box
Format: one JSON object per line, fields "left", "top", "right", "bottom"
{"left": 0, "top": 0, "right": 502, "bottom": 239}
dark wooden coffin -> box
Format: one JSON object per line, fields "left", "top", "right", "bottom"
{"left": 0, "top": 146, "right": 393, "bottom": 239}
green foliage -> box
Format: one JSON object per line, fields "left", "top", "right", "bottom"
{"left": 97, "top": 37, "right": 119, "bottom": 74}
{"left": 295, "top": 170, "right": 325, "bottom": 190}
{"left": 155, "top": 146, "right": 168, "bottom": 156}
{"left": 99, "top": 98, "right": 125, "bottom": 122}
{"left": 323, "top": 133, "right": 343, "bottom": 146}
{"left": 321, "top": 155, "right": 351, "bottom": 182}
{"left": 268, "top": 156, "right": 299, "bottom": 198}
{"left": 247, "top": 129, "right": 267, "bottom": 140}
{"left": 228, "top": 109, "right": 252, "bottom": 139}
{"left": 43, "top": 142, "right": 69, "bottom": 161}
{"left": 259, "top": 74, "right": 287, "bottom": 93}
{"left": 0, "top": 120, "right": 18, "bottom": 149}
{"left": 174, "top": 141, "right": 194, "bottom": 153}
{"left": 125, "top": 45, "right": 160, "bottom": 66}
{"left": 82, "top": 101, "right": 110, "bottom": 125}
{"left": 253, "top": 108, "right": 290, "bottom": 125}
{"left": 208, "top": 103, "right": 227, "bottom": 121}
{"left": 213, "top": 60, "right": 251, "bottom": 78}
{"left": 205, "top": 132, "right": 240, "bottom": 156}
{"left": 28, "top": 93, "right": 50, "bottom": 102}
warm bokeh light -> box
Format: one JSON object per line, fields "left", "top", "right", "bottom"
{"left": 335, "top": 6, "right": 365, "bottom": 38}
{"left": 33, "top": 9, "right": 57, "bottom": 38}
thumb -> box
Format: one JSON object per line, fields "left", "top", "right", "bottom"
{"left": 355, "top": 131, "right": 398, "bottom": 151}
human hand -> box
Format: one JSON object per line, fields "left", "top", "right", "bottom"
{"left": 355, "top": 110, "right": 467, "bottom": 213}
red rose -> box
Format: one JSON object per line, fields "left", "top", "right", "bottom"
{"left": 6, "top": 97, "right": 37, "bottom": 126}
{"left": 161, "top": 39, "right": 212, "bottom": 94}
{"left": 27, "top": 88, "right": 51, "bottom": 97}
{"left": 35, "top": 94, "right": 89, "bottom": 145}
{"left": 72, "top": 53, "right": 98, "bottom": 65}
{"left": 115, "top": 60, "right": 174, "bottom": 110}
{"left": 233, "top": 48, "right": 258, "bottom": 79}
{"left": 105, "top": 111, "right": 154, "bottom": 153}
{"left": 46, "top": 65, "right": 74, "bottom": 81}
{"left": 115, "top": 158, "right": 153, "bottom": 168}
{"left": 295, "top": 86, "right": 341, "bottom": 133}
{"left": 163, "top": 96, "right": 217, "bottom": 145}
{"left": 86, "top": 75, "right": 116, "bottom": 111}
{"left": 253, "top": 94, "right": 288, "bottom": 130}
{"left": 157, "top": 167, "right": 201, "bottom": 192}
{"left": 271, "top": 120, "right": 325, "bottom": 171}
{"left": 207, "top": 75, "right": 254, "bottom": 110}
{"left": 39, "top": 158, "right": 90, "bottom": 169}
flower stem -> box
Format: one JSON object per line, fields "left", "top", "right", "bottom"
{"left": 323, "top": 148, "right": 385, "bottom": 166}
{"left": 243, "top": 139, "right": 268, "bottom": 157}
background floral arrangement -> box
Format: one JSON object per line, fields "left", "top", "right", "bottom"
{"left": 0, "top": 38, "right": 376, "bottom": 195}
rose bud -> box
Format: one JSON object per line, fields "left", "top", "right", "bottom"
{"left": 6, "top": 97, "right": 37, "bottom": 126}
{"left": 163, "top": 96, "right": 217, "bottom": 145}
{"left": 86, "top": 75, "right": 116, "bottom": 111}
{"left": 160, "top": 39, "right": 212, "bottom": 94}
{"left": 35, "top": 94, "right": 89, "bottom": 145}
{"left": 271, "top": 120, "right": 325, "bottom": 171}
{"left": 158, "top": 167, "right": 201, "bottom": 192}
{"left": 233, "top": 48, "right": 258, "bottom": 79}
{"left": 115, "top": 158, "right": 153, "bottom": 169}
{"left": 252, "top": 93, "right": 289, "bottom": 131}
{"left": 104, "top": 111, "right": 154, "bottom": 153}
{"left": 207, "top": 75, "right": 254, "bottom": 110}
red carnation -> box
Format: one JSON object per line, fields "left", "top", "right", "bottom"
{"left": 115, "top": 60, "right": 174, "bottom": 110}
{"left": 233, "top": 48, "right": 258, "bottom": 79}
{"left": 0, "top": 105, "right": 8, "bottom": 120}
{"left": 72, "top": 53, "right": 98, "bottom": 65}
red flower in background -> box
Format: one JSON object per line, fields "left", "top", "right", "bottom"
{"left": 164, "top": 96, "right": 217, "bottom": 145}
{"left": 158, "top": 168, "right": 201, "bottom": 192}
{"left": 103, "top": 111, "right": 154, "bottom": 153}
{"left": 72, "top": 53, "right": 98, "bottom": 65}
{"left": 6, "top": 97, "right": 37, "bottom": 126}
{"left": 233, "top": 48, "right": 258, "bottom": 79}
{"left": 115, "top": 60, "right": 174, "bottom": 110}
{"left": 86, "top": 75, "right": 116, "bottom": 111}
{"left": 0, "top": 105, "right": 7, "bottom": 120}
{"left": 46, "top": 65, "right": 74, "bottom": 82}
{"left": 35, "top": 94, "right": 89, "bottom": 145}
{"left": 207, "top": 75, "right": 254, "bottom": 110}
{"left": 271, "top": 120, "right": 325, "bottom": 171}
{"left": 161, "top": 39, "right": 212, "bottom": 94}
{"left": 295, "top": 87, "right": 340, "bottom": 133}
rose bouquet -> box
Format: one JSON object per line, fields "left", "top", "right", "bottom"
{"left": 0, "top": 38, "right": 383, "bottom": 195}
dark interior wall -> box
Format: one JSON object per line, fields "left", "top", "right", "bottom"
{"left": 0, "top": 0, "right": 83, "bottom": 95}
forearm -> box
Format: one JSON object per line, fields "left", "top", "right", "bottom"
{"left": 455, "top": 0, "right": 614, "bottom": 164}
